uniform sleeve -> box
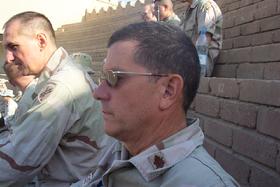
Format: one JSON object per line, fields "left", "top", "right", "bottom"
{"left": 197, "top": 1, "right": 217, "bottom": 35}
{"left": 0, "top": 81, "right": 78, "bottom": 185}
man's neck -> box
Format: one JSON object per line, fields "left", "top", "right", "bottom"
{"left": 124, "top": 109, "right": 186, "bottom": 156}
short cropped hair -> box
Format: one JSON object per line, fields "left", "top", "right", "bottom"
{"left": 3, "top": 11, "right": 56, "bottom": 43}
{"left": 154, "top": 0, "right": 174, "bottom": 9}
{"left": 108, "top": 22, "right": 200, "bottom": 112}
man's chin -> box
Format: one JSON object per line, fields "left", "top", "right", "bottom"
{"left": 22, "top": 69, "right": 38, "bottom": 76}
{"left": 104, "top": 129, "right": 117, "bottom": 139}
{"left": 104, "top": 123, "right": 119, "bottom": 138}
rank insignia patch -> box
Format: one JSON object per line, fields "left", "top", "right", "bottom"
{"left": 149, "top": 152, "right": 165, "bottom": 169}
{"left": 38, "top": 83, "right": 56, "bottom": 103}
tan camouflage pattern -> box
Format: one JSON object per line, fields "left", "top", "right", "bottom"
{"left": 72, "top": 119, "right": 239, "bottom": 187}
{"left": 163, "top": 13, "right": 181, "bottom": 27}
{"left": 0, "top": 47, "right": 107, "bottom": 186}
{"left": 5, "top": 79, "right": 37, "bottom": 128}
{"left": 0, "top": 79, "right": 10, "bottom": 96}
{"left": 180, "top": 0, "right": 223, "bottom": 76}
{"left": 2, "top": 98, "right": 17, "bottom": 123}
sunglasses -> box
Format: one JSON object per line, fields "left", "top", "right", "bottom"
{"left": 94, "top": 70, "right": 168, "bottom": 87}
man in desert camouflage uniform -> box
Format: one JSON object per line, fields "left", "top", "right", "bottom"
{"left": 181, "top": 0, "right": 223, "bottom": 76}
{"left": 154, "top": 0, "right": 181, "bottom": 26}
{"left": 71, "top": 52, "right": 94, "bottom": 74}
{"left": 141, "top": 4, "right": 157, "bottom": 22}
{"left": 0, "top": 11, "right": 108, "bottom": 186}
{"left": 72, "top": 22, "right": 239, "bottom": 187}
{"left": 71, "top": 52, "right": 100, "bottom": 88}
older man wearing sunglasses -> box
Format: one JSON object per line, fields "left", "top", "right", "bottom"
{"left": 72, "top": 22, "right": 239, "bottom": 187}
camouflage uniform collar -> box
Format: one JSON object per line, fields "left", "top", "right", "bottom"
{"left": 128, "top": 118, "right": 204, "bottom": 182}
{"left": 32, "top": 47, "right": 69, "bottom": 100}
{"left": 165, "top": 13, "right": 179, "bottom": 22}
{"left": 46, "top": 47, "right": 68, "bottom": 73}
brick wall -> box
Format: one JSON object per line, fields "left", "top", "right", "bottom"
{"left": 56, "top": 0, "right": 280, "bottom": 186}
{"left": 213, "top": 0, "right": 280, "bottom": 80}
{"left": 190, "top": 77, "right": 280, "bottom": 186}
{"left": 55, "top": 0, "right": 150, "bottom": 63}
{"left": 184, "top": 1, "right": 280, "bottom": 186}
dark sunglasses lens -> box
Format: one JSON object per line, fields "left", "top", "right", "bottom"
{"left": 107, "top": 71, "right": 118, "bottom": 87}
{"left": 101, "top": 70, "right": 118, "bottom": 87}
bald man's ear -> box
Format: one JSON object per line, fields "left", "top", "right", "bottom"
{"left": 159, "top": 74, "right": 183, "bottom": 110}
{"left": 36, "top": 33, "right": 47, "bottom": 51}
{"left": 163, "top": 4, "right": 169, "bottom": 10}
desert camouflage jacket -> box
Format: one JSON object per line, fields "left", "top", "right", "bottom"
{"left": 0, "top": 47, "right": 107, "bottom": 187}
{"left": 72, "top": 118, "right": 239, "bottom": 187}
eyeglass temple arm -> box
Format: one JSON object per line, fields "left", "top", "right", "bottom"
{"left": 113, "top": 71, "right": 168, "bottom": 77}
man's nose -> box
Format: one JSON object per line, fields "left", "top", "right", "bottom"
{"left": 93, "top": 81, "right": 110, "bottom": 101}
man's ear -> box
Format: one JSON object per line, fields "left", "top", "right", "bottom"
{"left": 159, "top": 74, "right": 183, "bottom": 110}
{"left": 36, "top": 33, "right": 47, "bottom": 50}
